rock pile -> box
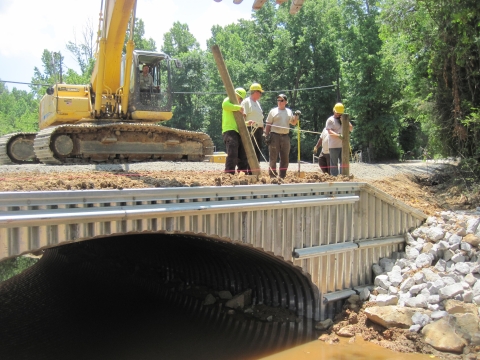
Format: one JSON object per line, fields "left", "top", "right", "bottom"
{"left": 365, "top": 210, "right": 480, "bottom": 354}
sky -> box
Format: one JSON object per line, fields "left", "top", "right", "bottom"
{"left": 0, "top": 0, "right": 254, "bottom": 92}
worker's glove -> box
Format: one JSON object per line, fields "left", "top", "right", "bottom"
{"left": 264, "top": 133, "right": 271, "bottom": 146}
{"left": 338, "top": 134, "right": 344, "bottom": 140}
{"left": 313, "top": 146, "right": 318, "bottom": 154}
{"left": 294, "top": 110, "right": 301, "bottom": 116}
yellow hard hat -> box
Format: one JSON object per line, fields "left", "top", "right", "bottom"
{"left": 250, "top": 83, "right": 264, "bottom": 93}
{"left": 333, "top": 103, "right": 344, "bottom": 114}
{"left": 235, "top": 87, "right": 246, "bottom": 99}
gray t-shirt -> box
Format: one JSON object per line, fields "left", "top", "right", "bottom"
{"left": 241, "top": 97, "right": 264, "bottom": 128}
{"left": 325, "top": 115, "right": 343, "bottom": 149}
{"left": 266, "top": 107, "right": 295, "bottom": 134}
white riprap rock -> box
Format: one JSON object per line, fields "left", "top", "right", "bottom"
{"left": 454, "top": 262, "right": 470, "bottom": 275}
{"left": 374, "top": 275, "right": 391, "bottom": 290}
{"left": 405, "top": 294, "right": 428, "bottom": 308}
{"left": 375, "top": 294, "right": 399, "bottom": 306}
{"left": 426, "top": 227, "right": 445, "bottom": 242}
{"left": 434, "top": 259, "right": 447, "bottom": 272}
{"left": 415, "top": 253, "right": 434, "bottom": 268}
{"left": 466, "top": 217, "right": 480, "bottom": 234}
{"left": 406, "top": 246, "right": 420, "bottom": 260}
{"left": 439, "top": 283, "right": 464, "bottom": 299}
{"left": 387, "top": 269, "right": 403, "bottom": 286}
{"left": 412, "top": 312, "right": 431, "bottom": 327}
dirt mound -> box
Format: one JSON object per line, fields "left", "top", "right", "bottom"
{"left": 0, "top": 167, "right": 449, "bottom": 215}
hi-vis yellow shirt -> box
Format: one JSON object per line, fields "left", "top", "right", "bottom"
{"left": 222, "top": 97, "right": 242, "bottom": 134}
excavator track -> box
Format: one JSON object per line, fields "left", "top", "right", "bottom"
{"left": 0, "top": 132, "right": 39, "bottom": 165}
{"left": 33, "top": 123, "right": 214, "bottom": 165}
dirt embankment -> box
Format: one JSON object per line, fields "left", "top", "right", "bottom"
{"left": 0, "top": 160, "right": 471, "bottom": 215}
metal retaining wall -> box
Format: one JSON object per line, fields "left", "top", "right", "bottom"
{"left": 0, "top": 182, "right": 426, "bottom": 320}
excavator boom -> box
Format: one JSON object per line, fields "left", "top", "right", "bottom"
{"left": 90, "top": 0, "right": 135, "bottom": 96}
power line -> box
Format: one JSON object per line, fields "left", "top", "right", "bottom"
{"left": 0, "top": 80, "right": 51, "bottom": 87}
{"left": 172, "top": 84, "right": 335, "bottom": 95}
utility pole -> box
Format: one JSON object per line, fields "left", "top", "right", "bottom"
{"left": 211, "top": 45, "right": 260, "bottom": 176}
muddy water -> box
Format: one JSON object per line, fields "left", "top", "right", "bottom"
{"left": 263, "top": 337, "right": 432, "bottom": 360}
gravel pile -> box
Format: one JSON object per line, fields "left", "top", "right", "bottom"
{"left": 0, "top": 160, "right": 448, "bottom": 181}
{"left": 366, "top": 210, "right": 480, "bottom": 353}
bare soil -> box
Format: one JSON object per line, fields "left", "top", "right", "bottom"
{"left": 1, "top": 163, "right": 471, "bottom": 215}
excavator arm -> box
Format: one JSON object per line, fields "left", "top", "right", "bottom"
{"left": 91, "top": 0, "right": 135, "bottom": 96}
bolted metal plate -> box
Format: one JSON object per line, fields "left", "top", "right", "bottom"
{"left": 54, "top": 135, "right": 74, "bottom": 156}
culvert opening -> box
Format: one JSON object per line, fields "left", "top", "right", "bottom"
{"left": 0, "top": 233, "right": 318, "bottom": 359}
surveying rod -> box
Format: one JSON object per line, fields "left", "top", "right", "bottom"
{"left": 297, "top": 118, "right": 301, "bottom": 175}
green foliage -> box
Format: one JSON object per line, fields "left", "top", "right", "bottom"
{"left": 0, "top": 82, "right": 39, "bottom": 135}
{"left": 0, "top": 256, "right": 38, "bottom": 283}
{"left": 163, "top": 22, "right": 200, "bottom": 56}
{"left": 30, "top": 50, "right": 64, "bottom": 98}
{"left": 125, "top": 18, "right": 157, "bottom": 52}
{"left": 380, "top": 0, "right": 480, "bottom": 161}
{"left": 161, "top": 23, "right": 208, "bottom": 137}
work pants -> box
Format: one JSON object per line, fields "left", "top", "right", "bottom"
{"left": 223, "top": 131, "right": 248, "bottom": 174}
{"left": 329, "top": 148, "right": 342, "bottom": 176}
{"left": 318, "top": 152, "right": 330, "bottom": 175}
{"left": 268, "top": 133, "right": 290, "bottom": 178}
{"left": 247, "top": 126, "right": 264, "bottom": 161}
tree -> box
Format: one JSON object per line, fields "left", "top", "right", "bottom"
{"left": 380, "top": 0, "right": 480, "bottom": 163}
{"left": 163, "top": 22, "right": 200, "bottom": 56}
{"left": 161, "top": 23, "right": 208, "bottom": 137}
{"left": 337, "top": 0, "right": 402, "bottom": 161}
{"left": 66, "top": 19, "right": 96, "bottom": 76}
{"left": 0, "top": 81, "right": 39, "bottom": 135}
{"left": 124, "top": 18, "right": 156, "bottom": 52}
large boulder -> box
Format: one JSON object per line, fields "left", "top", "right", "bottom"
{"left": 451, "top": 313, "right": 479, "bottom": 342}
{"left": 443, "top": 299, "right": 479, "bottom": 315}
{"left": 364, "top": 306, "right": 429, "bottom": 329}
{"left": 422, "top": 318, "right": 466, "bottom": 353}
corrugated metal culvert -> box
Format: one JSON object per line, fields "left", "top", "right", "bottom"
{"left": 0, "top": 182, "right": 426, "bottom": 322}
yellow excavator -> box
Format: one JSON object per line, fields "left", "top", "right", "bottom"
{"left": 0, "top": 0, "right": 214, "bottom": 165}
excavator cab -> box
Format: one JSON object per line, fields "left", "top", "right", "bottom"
{"left": 124, "top": 50, "right": 181, "bottom": 122}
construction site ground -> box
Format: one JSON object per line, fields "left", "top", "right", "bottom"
{"left": 0, "top": 159, "right": 476, "bottom": 215}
